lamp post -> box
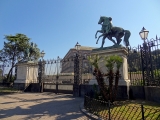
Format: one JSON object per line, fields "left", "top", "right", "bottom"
{"left": 73, "top": 42, "right": 82, "bottom": 97}
{"left": 40, "top": 50, "right": 45, "bottom": 79}
{"left": 39, "top": 50, "right": 45, "bottom": 92}
{"left": 75, "top": 42, "right": 81, "bottom": 51}
{"left": 55, "top": 56, "right": 61, "bottom": 94}
{"left": 139, "top": 27, "right": 153, "bottom": 86}
{"left": 40, "top": 50, "right": 45, "bottom": 60}
{"left": 75, "top": 42, "right": 81, "bottom": 85}
{"left": 139, "top": 27, "right": 149, "bottom": 42}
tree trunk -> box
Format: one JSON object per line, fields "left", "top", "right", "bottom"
{"left": 113, "top": 70, "right": 120, "bottom": 101}
{"left": 108, "top": 70, "right": 114, "bottom": 102}
{"left": 9, "top": 53, "right": 15, "bottom": 82}
{"left": 94, "top": 68, "right": 109, "bottom": 101}
{"left": 6, "top": 68, "right": 12, "bottom": 82}
{"left": 94, "top": 68, "right": 116, "bottom": 103}
{"left": 6, "top": 65, "right": 15, "bottom": 82}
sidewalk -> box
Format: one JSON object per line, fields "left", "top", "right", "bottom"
{"left": 0, "top": 93, "right": 89, "bottom": 120}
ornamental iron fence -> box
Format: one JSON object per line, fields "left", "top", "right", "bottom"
{"left": 84, "top": 95, "right": 160, "bottom": 120}
{"left": 38, "top": 54, "right": 92, "bottom": 94}
{"left": 128, "top": 37, "right": 160, "bottom": 86}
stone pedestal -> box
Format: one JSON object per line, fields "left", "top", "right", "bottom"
{"left": 14, "top": 61, "right": 38, "bottom": 90}
{"left": 91, "top": 46, "right": 130, "bottom": 98}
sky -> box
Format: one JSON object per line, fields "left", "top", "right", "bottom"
{"left": 0, "top": 0, "right": 160, "bottom": 60}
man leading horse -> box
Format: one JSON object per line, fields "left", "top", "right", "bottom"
{"left": 95, "top": 16, "right": 131, "bottom": 48}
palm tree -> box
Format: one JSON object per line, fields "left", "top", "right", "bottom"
{"left": 88, "top": 55, "right": 123, "bottom": 102}
{"left": 88, "top": 55, "right": 109, "bottom": 101}
{"left": 104, "top": 55, "right": 123, "bottom": 101}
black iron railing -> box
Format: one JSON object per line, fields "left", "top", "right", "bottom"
{"left": 128, "top": 37, "right": 160, "bottom": 86}
{"left": 84, "top": 95, "right": 160, "bottom": 120}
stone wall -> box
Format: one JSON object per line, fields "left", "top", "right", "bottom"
{"left": 144, "top": 86, "right": 160, "bottom": 103}
{"left": 129, "top": 86, "right": 160, "bottom": 103}
{"left": 43, "top": 83, "right": 73, "bottom": 94}
{"left": 13, "top": 83, "right": 40, "bottom": 92}
{"left": 129, "top": 86, "right": 145, "bottom": 100}
{"left": 79, "top": 85, "right": 128, "bottom": 100}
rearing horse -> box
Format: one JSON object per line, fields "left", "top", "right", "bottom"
{"left": 95, "top": 16, "right": 131, "bottom": 48}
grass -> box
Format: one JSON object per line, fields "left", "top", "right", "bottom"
{"left": 0, "top": 86, "right": 21, "bottom": 94}
{"left": 108, "top": 101, "right": 160, "bottom": 120}
{"left": 86, "top": 99, "right": 160, "bottom": 120}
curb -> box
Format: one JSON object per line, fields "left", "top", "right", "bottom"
{"left": 79, "top": 102, "right": 102, "bottom": 120}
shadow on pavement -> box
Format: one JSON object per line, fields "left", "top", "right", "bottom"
{"left": 0, "top": 93, "right": 88, "bottom": 120}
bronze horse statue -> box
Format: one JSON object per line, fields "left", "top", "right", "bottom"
{"left": 24, "top": 42, "right": 37, "bottom": 61}
{"left": 95, "top": 16, "right": 131, "bottom": 48}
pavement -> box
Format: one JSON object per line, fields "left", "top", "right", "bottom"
{"left": 0, "top": 92, "right": 92, "bottom": 120}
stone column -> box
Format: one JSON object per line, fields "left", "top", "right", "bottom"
{"left": 14, "top": 61, "right": 38, "bottom": 90}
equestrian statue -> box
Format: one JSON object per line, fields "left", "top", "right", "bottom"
{"left": 24, "top": 42, "right": 36, "bottom": 61}
{"left": 95, "top": 16, "right": 131, "bottom": 48}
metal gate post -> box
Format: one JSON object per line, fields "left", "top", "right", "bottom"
{"left": 73, "top": 53, "right": 82, "bottom": 97}
{"left": 56, "top": 75, "right": 59, "bottom": 94}
{"left": 140, "top": 42, "right": 153, "bottom": 86}
{"left": 38, "top": 60, "right": 44, "bottom": 93}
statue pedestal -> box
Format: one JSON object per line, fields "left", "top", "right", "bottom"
{"left": 91, "top": 46, "right": 130, "bottom": 99}
{"left": 14, "top": 61, "right": 38, "bottom": 90}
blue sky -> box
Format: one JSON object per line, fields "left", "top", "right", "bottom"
{"left": 0, "top": 0, "right": 160, "bottom": 60}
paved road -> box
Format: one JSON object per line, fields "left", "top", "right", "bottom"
{"left": 0, "top": 93, "right": 90, "bottom": 120}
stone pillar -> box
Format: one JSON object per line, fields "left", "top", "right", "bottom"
{"left": 91, "top": 46, "right": 130, "bottom": 98}
{"left": 14, "top": 61, "right": 38, "bottom": 90}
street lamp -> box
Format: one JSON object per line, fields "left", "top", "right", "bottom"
{"left": 139, "top": 27, "right": 153, "bottom": 86}
{"left": 39, "top": 50, "right": 45, "bottom": 93}
{"left": 40, "top": 50, "right": 45, "bottom": 76}
{"left": 56, "top": 56, "right": 61, "bottom": 78}
{"left": 55, "top": 56, "right": 61, "bottom": 94}
{"left": 40, "top": 50, "right": 45, "bottom": 60}
{"left": 139, "top": 27, "right": 149, "bottom": 41}
{"left": 73, "top": 42, "right": 82, "bottom": 97}
{"left": 75, "top": 42, "right": 81, "bottom": 51}
{"left": 74, "top": 42, "right": 81, "bottom": 84}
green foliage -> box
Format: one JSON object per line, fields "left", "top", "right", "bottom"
{"left": 154, "top": 70, "right": 160, "bottom": 80}
{"left": 87, "top": 54, "right": 102, "bottom": 69}
{"left": 0, "top": 86, "right": 20, "bottom": 93}
{"left": 2, "top": 75, "right": 15, "bottom": 83}
{"left": 128, "top": 49, "right": 160, "bottom": 72}
{"left": 88, "top": 54, "right": 123, "bottom": 102}
{"left": 92, "top": 84, "right": 104, "bottom": 100}
{"left": 0, "top": 33, "right": 40, "bottom": 82}
{"left": 88, "top": 55, "right": 123, "bottom": 71}
{"left": 0, "top": 69, "right": 2, "bottom": 74}
{"left": 0, "top": 33, "right": 41, "bottom": 62}
{"left": 114, "top": 56, "right": 123, "bottom": 70}
{"left": 104, "top": 55, "right": 123, "bottom": 71}
{"left": 27, "top": 43, "right": 41, "bottom": 61}
{"left": 128, "top": 52, "right": 141, "bottom": 72}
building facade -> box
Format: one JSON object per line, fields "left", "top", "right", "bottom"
{"left": 61, "top": 46, "right": 95, "bottom": 74}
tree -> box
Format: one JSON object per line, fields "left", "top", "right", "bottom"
{"left": 104, "top": 55, "right": 123, "bottom": 101}
{"left": 88, "top": 55, "right": 123, "bottom": 102}
{"left": 0, "top": 68, "right": 2, "bottom": 81}
{"left": 128, "top": 51, "right": 141, "bottom": 72}
{"left": 0, "top": 33, "right": 40, "bottom": 82}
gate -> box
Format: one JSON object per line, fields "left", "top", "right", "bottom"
{"left": 128, "top": 37, "right": 160, "bottom": 86}
{"left": 38, "top": 56, "right": 74, "bottom": 94}
{"left": 38, "top": 53, "right": 92, "bottom": 95}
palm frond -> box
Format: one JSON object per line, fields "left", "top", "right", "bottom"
{"left": 87, "top": 54, "right": 102, "bottom": 69}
